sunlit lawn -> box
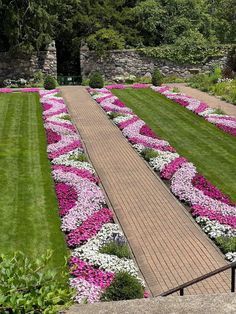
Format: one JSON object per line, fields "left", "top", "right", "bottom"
{"left": 113, "top": 88, "right": 236, "bottom": 202}
{"left": 0, "top": 92, "right": 68, "bottom": 269}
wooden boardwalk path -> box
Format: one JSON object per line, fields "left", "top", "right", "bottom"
{"left": 61, "top": 86, "right": 230, "bottom": 296}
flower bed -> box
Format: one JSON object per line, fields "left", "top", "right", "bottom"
{"left": 88, "top": 85, "right": 236, "bottom": 261}
{"left": 0, "top": 87, "right": 145, "bottom": 304}
{"left": 152, "top": 86, "right": 236, "bottom": 137}
{"left": 39, "top": 89, "right": 144, "bottom": 303}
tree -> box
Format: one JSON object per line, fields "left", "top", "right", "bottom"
{"left": 0, "top": 0, "right": 59, "bottom": 53}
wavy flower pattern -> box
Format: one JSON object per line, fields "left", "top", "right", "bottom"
{"left": 152, "top": 85, "right": 236, "bottom": 137}
{"left": 88, "top": 85, "right": 236, "bottom": 262}
{"left": 0, "top": 88, "right": 144, "bottom": 303}
{"left": 39, "top": 89, "right": 144, "bottom": 303}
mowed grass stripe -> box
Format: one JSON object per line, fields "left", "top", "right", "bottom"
{"left": 112, "top": 88, "right": 236, "bottom": 202}
{"left": 0, "top": 93, "right": 68, "bottom": 268}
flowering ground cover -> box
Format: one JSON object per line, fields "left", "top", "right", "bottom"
{"left": 39, "top": 89, "right": 144, "bottom": 303}
{"left": 88, "top": 85, "right": 236, "bottom": 261}
{"left": 111, "top": 88, "right": 236, "bottom": 203}
{"left": 152, "top": 85, "right": 236, "bottom": 137}
{"left": 0, "top": 91, "right": 68, "bottom": 269}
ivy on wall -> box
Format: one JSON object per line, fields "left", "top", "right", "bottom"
{"left": 138, "top": 44, "right": 231, "bottom": 65}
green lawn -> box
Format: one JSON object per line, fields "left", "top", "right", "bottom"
{"left": 0, "top": 92, "right": 68, "bottom": 268}
{"left": 112, "top": 88, "right": 236, "bottom": 202}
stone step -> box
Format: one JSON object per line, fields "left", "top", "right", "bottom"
{"left": 64, "top": 294, "right": 236, "bottom": 314}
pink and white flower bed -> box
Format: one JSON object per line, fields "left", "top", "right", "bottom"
{"left": 0, "top": 87, "right": 144, "bottom": 303}
{"left": 39, "top": 89, "right": 144, "bottom": 302}
{"left": 88, "top": 85, "right": 236, "bottom": 261}
{"left": 152, "top": 85, "right": 236, "bottom": 137}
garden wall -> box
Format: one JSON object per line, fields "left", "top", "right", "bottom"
{"left": 0, "top": 42, "right": 57, "bottom": 80}
{"left": 80, "top": 48, "right": 228, "bottom": 81}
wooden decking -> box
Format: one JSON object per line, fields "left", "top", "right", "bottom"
{"left": 61, "top": 86, "right": 230, "bottom": 296}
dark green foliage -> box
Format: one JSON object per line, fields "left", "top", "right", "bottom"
{"left": 101, "top": 272, "right": 144, "bottom": 301}
{"left": 112, "top": 88, "right": 236, "bottom": 202}
{"left": 215, "top": 237, "right": 236, "bottom": 254}
{"left": 89, "top": 71, "right": 104, "bottom": 88}
{"left": 0, "top": 251, "right": 73, "bottom": 313}
{"left": 0, "top": 0, "right": 58, "bottom": 52}
{"left": 100, "top": 242, "right": 131, "bottom": 259}
{"left": 86, "top": 28, "right": 125, "bottom": 55}
{"left": 152, "top": 69, "right": 163, "bottom": 86}
{"left": 226, "top": 45, "right": 236, "bottom": 73}
{"left": 44, "top": 75, "right": 57, "bottom": 90}
{"left": 141, "top": 148, "right": 158, "bottom": 161}
{"left": 0, "top": 0, "right": 235, "bottom": 59}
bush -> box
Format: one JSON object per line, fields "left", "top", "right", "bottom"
{"left": 89, "top": 71, "right": 104, "bottom": 88}
{"left": 141, "top": 148, "right": 158, "bottom": 161}
{"left": 125, "top": 75, "right": 136, "bottom": 84}
{"left": 69, "top": 152, "right": 88, "bottom": 162}
{"left": 33, "top": 71, "right": 44, "bottom": 83}
{"left": 108, "top": 112, "right": 124, "bottom": 119}
{"left": 215, "top": 237, "right": 236, "bottom": 254}
{"left": 60, "top": 114, "right": 71, "bottom": 121}
{"left": 100, "top": 241, "right": 131, "bottom": 259}
{"left": 101, "top": 272, "right": 144, "bottom": 301}
{"left": 44, "top": 75, "right": 57, "bottom": 90}
{"left": 0, "top": 250, "right": 74, "bottom": 313}
{"left": 86, "top": 28, "right": 125, "bottom": 55}
{"left": 152, "top": 69, "right": 163, "bottom": 86}
{"left": 209, "top": 66, "right": 222, "bottom": 84}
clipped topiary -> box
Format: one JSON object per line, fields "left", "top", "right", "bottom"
{"left": 89, "top": 71, "right": 104, "bottom": 88}
{"left": 44, "top": 75, "right": 57, "bottom": 90}
{"left": 101, "top": 272, "right": 144, "bottom": 301}
{"left": 152, "top": 69, "right": 163, "bottom": 86}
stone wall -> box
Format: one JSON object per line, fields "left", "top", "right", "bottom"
{"left": 80, "top": 48, "right": 228, "bottom": 81}
{"left": 0, "top": 42, "right": 57, "bottom": 80}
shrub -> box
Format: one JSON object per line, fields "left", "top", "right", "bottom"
{"left": 0, "top": 250, "right": 74, "bottom": 313}
{"left": 81, "top": 78, "right": 90, "bottom": 86}
{"left": 44, "top": 75, "right": 57, "bottom": 90}
{"left": 100, "top": 241, "right": 131, "bottom": 259}
{"left": 152, "top": 69, "right": 163, "bottom": 86}
{"left": 215, "top": 237, "right": 236, "bottom": 254}
{"left": 141, "top": 148, "right": 159, "bottom": 161}
{"left": 125, "top": 75, "right": 136, "bottom": 84}
{"left": 209, "top": 66, "right": 222, "bottom": 84}
{"left": 60, "top": 114, "right": 71, "bottom": 121}
{"left": 69, "top": 152, "right": 88, "bottom": 162}
{"left": 89, "top": 71, "right": 104, "bottom": 88}
{"left": 101, "top": 272, "right": 144, "bottom": 301}
{"left": 108, "top": 112, "right": 124, "bottom": 119}
{"left": 86, "top": 28, "right": 125, "bottom": 55}
{"left": 172, "top": 87, "right": 180, "bottom": 93}
{"left": 33, "top": 71, "right": 44, "bottom": 83}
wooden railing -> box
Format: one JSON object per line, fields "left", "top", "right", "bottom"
{"left": 159, "top": 261, "right": 236, "bottom": 297}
